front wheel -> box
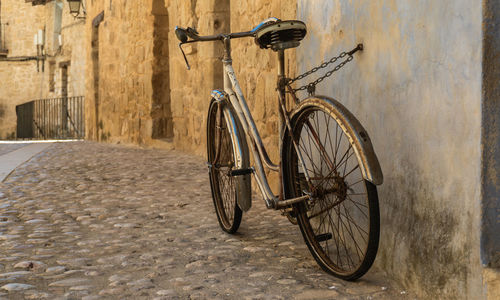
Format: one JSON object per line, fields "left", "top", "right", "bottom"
{"left": 282, "top": 99, "right": 380, "bottom": 280}
{"left": 207, "top": 99, "right": 250, "bottom": 233}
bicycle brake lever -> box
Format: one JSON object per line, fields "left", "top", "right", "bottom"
{"left": 186, "top": 27, "right": 199, "bottom": 36}
{"left": 178, "top": 43, "right": 191, "bottom": 70}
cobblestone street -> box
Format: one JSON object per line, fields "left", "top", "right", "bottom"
{"left": 0, "top": 142, "right": 411, "bottom": 299}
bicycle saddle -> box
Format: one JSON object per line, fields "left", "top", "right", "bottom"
{"left": 254, "top": 20, "right": 307, "bottom": 51}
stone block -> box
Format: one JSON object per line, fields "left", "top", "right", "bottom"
{"left": 140, "top": 117, "right": 153, "bottom": 139}
{"left": 484, "top": 268, "right": 500, "bottom": 300}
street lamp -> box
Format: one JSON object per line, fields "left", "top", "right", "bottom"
{"left": 67, "top": 0, "right": 86, "bottom": 19}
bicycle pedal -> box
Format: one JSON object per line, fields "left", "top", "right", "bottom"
{"left": 315, "top": 233, "right": 333, "bottom": 242}
{"left": 229, "top": 168, "right": 254, "bottom": 176}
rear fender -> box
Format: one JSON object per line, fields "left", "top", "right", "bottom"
{"left": 285, "top": 96, "right": 383, "bottom": 185}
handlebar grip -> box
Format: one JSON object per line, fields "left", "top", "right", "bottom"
{"left": 175, "top": 26, "right": 188, "bottom": 43}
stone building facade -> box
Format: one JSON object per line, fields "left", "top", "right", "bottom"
{"left": 0, "top": 0, "right": 85, "bottom": 139}
{"left": 85, "top": 1, "right": 499, "bottom": 299}
{"left": 84, "top": 0, "right": 293, "bottom": 157}
{"left": 84, "top": 0, "right": 295, "bottom": 190}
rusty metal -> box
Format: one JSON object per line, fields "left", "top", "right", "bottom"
{"left": 275, "top": 194, "right": 311, "bottom": 208}
{"left": 15, "top": 96, "right": 85, "bottom": 140}
{"left": 290, "top": 96, "right": 383, "bottom": 185}
{"left": 15, "top": 101, "right": 34, "bottom": 139}
{"left": 286, "top": 44, "right": 363, "bottom": 95}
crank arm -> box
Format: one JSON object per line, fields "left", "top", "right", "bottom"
{"left": 275, "top": 194, "right": 311, "bottom": 209}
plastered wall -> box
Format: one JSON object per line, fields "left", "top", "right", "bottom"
{"left": 296, "top": 1, "right": 483, "bottom": 299}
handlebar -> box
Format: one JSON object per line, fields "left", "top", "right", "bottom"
{"left": 175, "top": 17, "right": 281, "bottom": 70}
{"left": 175, "top": 26, "right": 251, "bottom": 69}
{"left": 175, "top": 26, "right": 254, "bottom": 43}
{"left": 174, "top": 17, "right": 280, "bottom": 43}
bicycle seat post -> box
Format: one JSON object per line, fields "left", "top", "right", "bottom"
{"left": 277, "top": 49, "right": 286, "bottom": 150}
{"left": 277, "top": 49, "right": 285, "bottom": 78}
{"left": 222, "top": 35, "right": 232, "bottom": 63}
{"left": 277, "top": 49, "right": 286, "bottom": 203}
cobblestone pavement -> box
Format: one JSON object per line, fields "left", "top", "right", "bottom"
{"left": 0, "top": 142, "right": 413, "bottom": 299}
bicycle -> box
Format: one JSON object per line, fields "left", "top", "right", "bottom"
{"left": 175, "top": 17, "right": 383, "bottom": 280}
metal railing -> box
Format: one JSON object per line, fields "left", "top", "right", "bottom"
{"left": 16, "top": 96, "right": 85, "bottom": 139}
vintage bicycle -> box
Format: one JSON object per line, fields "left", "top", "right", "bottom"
{"left": 175, "top": 17, "right": 383, "bottom": 280}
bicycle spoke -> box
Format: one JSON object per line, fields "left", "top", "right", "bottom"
{"left": 333, "top": 203, "right": 354, "bottom": 269}
{"left": 335, "top": 145, "right": 354, "bottom": 171}
{"left": 337, "top": 204, "right": 364, "bottom": 261}
{"left": 346, "top": 195, "right": 369, "bottom": 217}
{"left": 343, "top": 164, "right": 359, "bottom": 179}
{"left": 336, "top": 203, "right": 369, "bottom": 237}
{"left": 286, "top": 101, "right": 379, "bottom": 279}
{"left": 207, "top": 102, "right": 243, "bottom": 234}
{"left": 342, "top": 201, "right": 369, "bottom": 244}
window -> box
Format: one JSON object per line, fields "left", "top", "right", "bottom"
{"left": 0, "top": 0, "right": 8, "bottom": 56}
{"left": 49, "top": 61, "right": 55, "bottom": 92}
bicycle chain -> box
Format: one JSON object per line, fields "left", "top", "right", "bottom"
{"left": 286, "top": 46, "right": 359, "bottom": 96}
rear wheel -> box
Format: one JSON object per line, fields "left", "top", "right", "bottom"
{"left": 207, "top": 100, "right": 242, "bottom": 233}
{"left": 283, "top": 99, "right": 379, "bottom": 280}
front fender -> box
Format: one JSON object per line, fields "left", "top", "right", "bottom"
{"left": 211, "top": 90, "right": 252, "bottom": 211}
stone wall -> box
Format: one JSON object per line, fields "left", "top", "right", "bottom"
{"left": 0, "top": 0, "right": 85, "bottom": 139}
{"left": 167, "top": 0, "right": 296, "bottom": 190}
{"left": 229, "top": 0, "right": 296, "bottom": 191}
{"left": 85, "top": 0, "right": 296, "bottom": 192}
{"left": 0, "top": 0, "right": 43, "bottom": 139}
{"left": 85, "top": 0, "right": 176, "bottom": 145}
{"left": 85, "top": 0, "right": 155, "bottom": 143}
{"left": 165, "top": 0, "right": 229, "bottom": 153}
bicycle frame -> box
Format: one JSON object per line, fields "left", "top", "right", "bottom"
{"left": 217, "top": 37, "right": 310, "bottom": 209}
{"left": 181, "top": 20, "right": 383, "bottom": 280}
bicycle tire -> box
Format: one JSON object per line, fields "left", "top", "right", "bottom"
{"left": 207, "top": 99, "right": 250, "bottom": 233}
{"left": 282, "top": 98, "right": 379, "bottom": 280}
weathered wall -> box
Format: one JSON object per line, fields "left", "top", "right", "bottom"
{"left": 481, "top": 0, "right": 500, "bottom": 298}
{"left": 482, "top": 0, "right": 500, "bottom": 267}
{"left": 0, "top": 0, "right": 85, "bottom": 139}
{"left": 0, "top": 0, "right": 43, "bottom": 139}
{"left": 85, "top": 0, "right": 296, "bottom": 186}
{"left": 296, "top": 0, "right": 483, "bottom": 299}
{"left": 166, "top": 0, "right": 295, "bottom": 189}
{"left": 166, "top": 0, "right": 229, "bottom": 153}
{"left": 85, "top": 0, "right": 173, "bottom": 145}
{"left": 229, "top": 0, "right": 296, "bottom": 191}
{"left": 85, "top": 0, "right": 155, "bottom": 143}
{"left": 57, "top": 2, "right": 86, "bottom": 98}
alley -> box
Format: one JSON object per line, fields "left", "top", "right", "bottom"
{"left": 0, "top": 142, "right": 409, "bottom": 299}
